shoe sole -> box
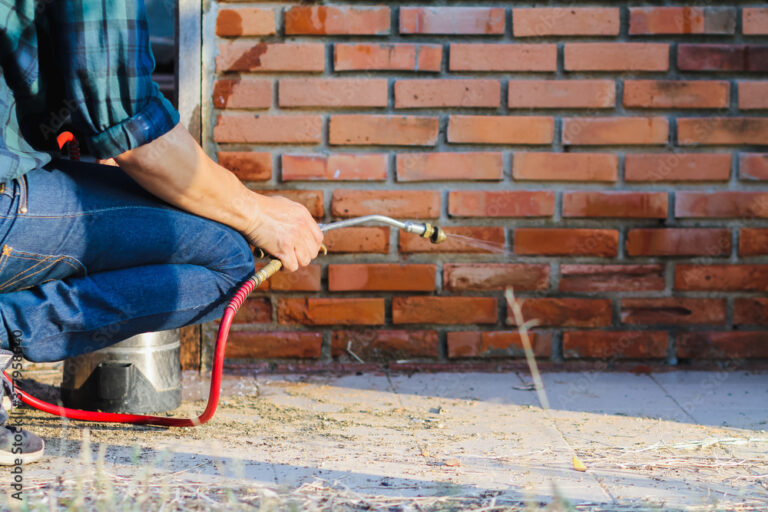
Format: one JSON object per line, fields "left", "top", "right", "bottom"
{"left": 0, "top": 439, "right": 45, "bottom": 465}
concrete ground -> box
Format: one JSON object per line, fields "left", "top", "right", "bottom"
{"left": 2, "top": 369, "right": 767, "bottom": 510}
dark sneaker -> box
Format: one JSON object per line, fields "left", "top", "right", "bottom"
{"left": 0, "top": 425, "right": 44, "bottom": 465}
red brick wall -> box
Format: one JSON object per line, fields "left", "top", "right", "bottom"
{"left": 205, "top": 3, "right": 768, "bottom": 367}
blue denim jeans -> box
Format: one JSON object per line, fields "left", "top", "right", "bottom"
{"left": 0, "top": 159, "right": 255, "bottom": 362}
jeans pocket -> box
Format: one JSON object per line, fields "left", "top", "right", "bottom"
{"left": 0, "top": 245, "right": 86, "bottom": 293}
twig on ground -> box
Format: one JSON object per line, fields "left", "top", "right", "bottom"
{"left": 505, "top": 288, "right": 549, "bottom": 410}
{"left": 346, "top": 341, "right": 365, "bottom": 364}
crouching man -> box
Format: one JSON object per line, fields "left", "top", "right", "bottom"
{"left": 0, "top": 0, "right": 322, "bottom": 464}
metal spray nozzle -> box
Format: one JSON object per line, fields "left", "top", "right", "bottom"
{"left": 320, "top": 216, "right": 448, "bottom": 244}
{"left": 420, "top": 223, "right": 447, "bottom": 244}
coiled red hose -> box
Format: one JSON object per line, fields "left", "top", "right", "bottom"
{"left": 9, "top": 276, "right": 258, "bottom": 427}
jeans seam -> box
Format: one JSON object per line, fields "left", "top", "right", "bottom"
{"left": 0, "top": 249, "right": 87, "bottom": 292}
{"left": 0, "top": 204, "right": 175, "bottom": 220}
{"left": 8, "top": 249, "right": 87, "bottom": 272}
{"left": 0, "top": 257, "right": 56, "bottom": 292}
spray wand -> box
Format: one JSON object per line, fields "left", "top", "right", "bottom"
{"left": 9, "top": 216, "right": 446, "bottom": 427}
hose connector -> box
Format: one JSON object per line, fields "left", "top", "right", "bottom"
{"left": 253, "top": 259, "right": 283, "bottom": 287}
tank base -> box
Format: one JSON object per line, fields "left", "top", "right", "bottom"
{"left": 61, "top": 330, "right": 182, "bottom": 414}
{"left": 62, "top": 361, "right": 181, "bottom": 414}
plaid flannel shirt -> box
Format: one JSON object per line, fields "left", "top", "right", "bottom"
{"left": 0, "top": 0, "right": 179, "bottom": 182}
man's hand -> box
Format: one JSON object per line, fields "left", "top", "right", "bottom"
{"left": 115, "top": 123, "right": 323, "bottom": 272}
{"left": 245, "top": 195, "right": 324, "bottom": 272}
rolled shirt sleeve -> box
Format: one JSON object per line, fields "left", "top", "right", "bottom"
{"left": 44, "top": 0, "right": 179, "bottom": 158}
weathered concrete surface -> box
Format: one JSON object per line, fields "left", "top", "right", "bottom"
{"left": 3, "top": 370, "right": 767, "bottom": 510}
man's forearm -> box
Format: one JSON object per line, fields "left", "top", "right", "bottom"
{"left": 113, "top": 122, "right": 324, "bottom": 272}
{"left": 114, "top": 123, "right": 256, "bottom": 234}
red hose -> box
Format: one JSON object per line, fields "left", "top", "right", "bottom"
{"left": 8, "top": 276, "right": 258, "bottom": 427}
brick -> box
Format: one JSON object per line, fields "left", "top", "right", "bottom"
{"left": 514, "top": 8, "right": 619, "bottom": 37}
{"left": 563, "top": 331, "right": 668, "bottom": 359}
{"left": 563, "top": 117, "right": 668, "bottom": 145}
{"left": 332, "top": 330, "right": 438, "bottom": 360}
{"left": 563, "top": 191, "right": 668, "bottom": 219}
{"left": 269, "top": 265, "right": 321, "bottom": 292}
{"left": 627, "top": 229, "right": 731, "bottom": 257}
{"left": 678, "top": 44, "right": 768, "bottom": 72}
{"left": 226, "top": 332, "right": 322, "bottom": 359}
{"left": 233, "top": 298, "right": 271, "bottom": 324}
{"left": 675, "top": 191, "right": 768, "bottom": 218}
{"left": 740, "top": 228, "right": 768, "bottom": 256}
{"left": 508, "top": 80, "right": 615, "bottom": 109}
{"left": 559, "top": 265, "right": 665, "bottom": 292}
{"left": 447, "top": 331, "right": 551, "bottom": 359}
{"left": 509, "top": 298, "right": 612, "bottom": 328}
{"left": 448, "top": 116, "right": 554, "bottom": 145}
{"left": 278, "top": 298, "right": 385, "bottom": 325}
{"left": 624, "top": 80, "right": 729, "bottom": 109}
{"left": 513, "top": 153, "right": 618, "bottom": 182}
{"left": 677, "top": 332, "right": 768, "bottom": 359}
{"left": 740, "top": 153, "right": 768, "bottom": 181}
{"left": 514, "top": 229, "right": 618, "bottom": 257}
{"left": 329, "top": 115, "right": 438, "bottom": 146}
{"left": 734, "top": 298, "right": 768, "bottom": 325}
{"left": 738, "top": 81, "right": 768, "bottom": 110}
{"left": 400, "top": 227, "right": 505, "bottom": 254}
{"left": 331, "top": 190, "right": 440, "bottom": 219}
{"left": 216, "top": 42, "right": 324, "bottom": 72}
{"left": 279, "top": 78, "right": 387, "bottom": 108}
{"left": 565, "top": 43, "right": 669, "bottom": 71}
{"left": 621, "top": 298, "right": 726, "bottom": 325}
{"left": 678, "top": 118, "right": 768, "bottom": 145}
{"left": 629, "top": 7, "right": 735, "bottom": 35}
{"left": 282, "top": 154, "right": 387, "bottom": 181}
{"left": 257, "top": 190, "right": 324, "bottom": 218}
{"left": 213, "top": 115, "right": 322, "bottom": 144}
{"left": 449, "top": 190, "right": 554, "bottom": 218}
{"left": 397, "top": 152, "right": 502, "bottom": 182}
{"left": 393, "top": 297, "right": 497, "bottom": 325}
{"left": 395, "top": 79, "right": 500, "bottom": 109}
{"left": 743, "top": 8, "right": 768, "bottom": 35}
{"left": 334, "top": 43, "right": 441, "bottom": 72}
{"left": 675, "top": 265, "right": 768, "bottom": 291}
{"left": 444, "top": 263, "right": 549, "bottom": 292}
{"left": 213, "top": 78, "right": 271, "bottom": 109}
{"left": 328, "top": 264, "right": 435, "bottom": 292}
{"left": 218, "top": 152, "right": 271, "bottom": 181}
{"left": 285, "top": 5, "right": 390, "bottom": 35}
{"left": 450, "top": 44, "right": 557, "bottom": 72}
{"left": 625, "top": 153, "right": 731, "bottom": 182}
{"left": 400, "top": 7, "right": 505, "bottom": 35}
{"left": 323, "top": 227, "right": 389, "bottom": 254}
{"left": 216, "top": 8, "right": 276, "bottom": 37}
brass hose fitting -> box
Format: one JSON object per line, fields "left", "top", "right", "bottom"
{"left": 253, "top": 259, "right": 283, "bottom": 287}
{"left": 420, "top": 223, "right": 447, "bottom": 244}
